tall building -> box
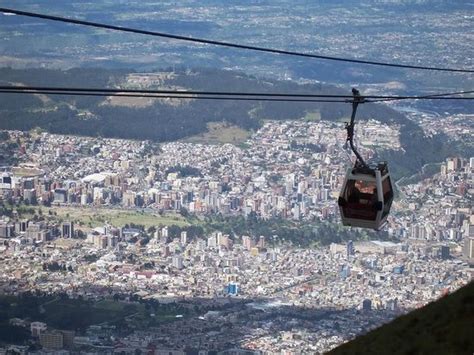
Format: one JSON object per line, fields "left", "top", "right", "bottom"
{"left": 60, "top": 330, "right": 75, "bottom": 348}
{"left": 26, "top": 223, "right": 50, "bottom": 242}
{"left": 347, "top": 240, "right": 354, "bottom": 259}
{"left": 250, "top": 247, "right": 259, "bottom": 257}
{"left": 81, "top": 193, "right": 89, "bottom": 205}
{"left": 362, "top": 299, "right": 372, "bottom": 311}
{"left": 122, "top": 191, "right": 136, "bottom": 207}
{"left": 61, "top": 221, "right": 74, "bottom": 238}
{"left": 226, "top": 283, "right": 239, "bottom": 296}
{"left": 108, "top": 235, "right": 119, "bottom": 248}
{"left": 440, "top": 246, "right": 450, "bottom": 260}
{"left": 31, "top": 322, "right": 47, "bottom": 337}
{"left": 180, "top": 231, "right": 187, "bottom": 245}
{"left": 0, "top": 222, "right": 14, "bottom": 238}
{"left": 196, "top": 240, "right": 206, "bottom": 251}
{"left": 440, "top": 164, "right": 447, "bottom": 176}
{"left": 53, "top": 189, "right": 67, "bottom": 203}
{"left": 93, "top": 235, "right": 108, "bottom": 249}
{"left": 216, "top": 232, "right": 223, "bottom": 245}
{"left": 446, "top": 157, "right": 461, "bottom": 172}
{"left": 340, "top": 265, "right": 351, "bottom": 279}
{"left": 15, "top": 219, "right": 29, "bottom": 234}
{"left": 411, "top": 225, "right": 426, "bottom": 239}
{"left": 219, "top": 234, "right": 231, "bottom": 249}
{"left": 242, "top": 235, "right": 254, "bottom": 250}
{"left": 207, "top": 235, "right": 217, "bottom": 248}
{"left": 386, "top": 299, "right": 398, "bottom": 311}
{"left": 172, "top": 256, "right": 184, "bottom": 270}
{"left": 0, "top": 173, "right": 12, "bottom": 188}
{"left": 161, "top": 245, "right": 170, "bottom": 258}
{"left": 23, "top": 188, "right": 36, "bottom": 204}
{"left": 463, "top": 237, "right": 474, "bottom": 264}
{"left": 39, "top": 331, "right": 63, "bottom": 349}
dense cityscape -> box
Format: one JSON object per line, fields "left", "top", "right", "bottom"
{"left": 0, "top": 113, "right": 472, "bottom": 353}
{"left": 0, "top": 0, "right": 472, "bottom": 354}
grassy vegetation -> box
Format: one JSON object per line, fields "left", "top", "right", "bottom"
{"left": 303, "top": 110, "right": 321, "bottom": 121}
{"left": 44, "top": 206, "right": 190, "bottom": 229}
{"left": 183, "top": 122, "right": 251, "bottom": 145}
{"left": 126, "top": 305, "right": 187, "bottom": 328}
{"left": 95, "top": 299, "right": 129, "bottom": 312}
{"left": 399, "top": 162, "right": 443, "bottom": 186}
{"left": 11, "top": 167, "right": 44, "bottom": 177}
{"left": 203, "top": 214, "right": 384, "bottom": 247}
{"left": 329, "top": 282, "right": 474, "bottom": 355}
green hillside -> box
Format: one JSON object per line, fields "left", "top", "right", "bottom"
{"left": 328, "top": 282, "right": 474, "bottom": 355}
{"left": 0, "top": 67, "right": 471, "bottom": 180}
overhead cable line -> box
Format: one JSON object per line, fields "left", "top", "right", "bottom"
{"left": 0, "top": 86, "right": 473, "bottom": 102}
{"left": 0, "top": 89, "right": 348, "bottom": 103}
{"left": 366, "top": 89, "right": 474, "bottom": 103}
{"left": 0, "top": 85, "right": 369, "bottom": 98}
{"left": 1, "top": 7, "right": 473, "bottom": 74}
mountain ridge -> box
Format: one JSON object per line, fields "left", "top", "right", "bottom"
{"left": 0, "top": 67, "right": 471, "bottom": 180}
{"left": 328, "top": 281, "right": 474, "bottom": 355}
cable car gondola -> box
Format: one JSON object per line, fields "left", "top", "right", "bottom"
{"left": 337, "top": 89, "right": 394, "bottom": 230}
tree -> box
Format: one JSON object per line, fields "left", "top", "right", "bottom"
{"left": 179, "top": 207, "right": 189, "bottom": 218}
{"left": 139, "top": 236, "right": 150, "bottom": 246}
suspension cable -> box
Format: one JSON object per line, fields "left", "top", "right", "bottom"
{"left": 0, "top": 89, "right": 348, "bottom": 103}
{"left": 0, "top": 85, "right": 473, "bottom": 102}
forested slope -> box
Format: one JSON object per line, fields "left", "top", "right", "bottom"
{"left": 0, "top": 67, "right": 471, "bottom": 179}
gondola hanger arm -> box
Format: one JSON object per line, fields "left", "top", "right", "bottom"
{"left": 345, "top": 88, "right": 368, "bottom": 168}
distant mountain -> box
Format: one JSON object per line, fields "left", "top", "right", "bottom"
{"left": 0, "top": 66, "right": 403, "bottom": 141}
{"left": 328, "top": 282, "right": 474, "bottom": 355}
{"left": 1, "top": 1, "right": 472, "bottom": 92}
{"left": 0, "top": 67, "right": 471, "bottom": 179}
